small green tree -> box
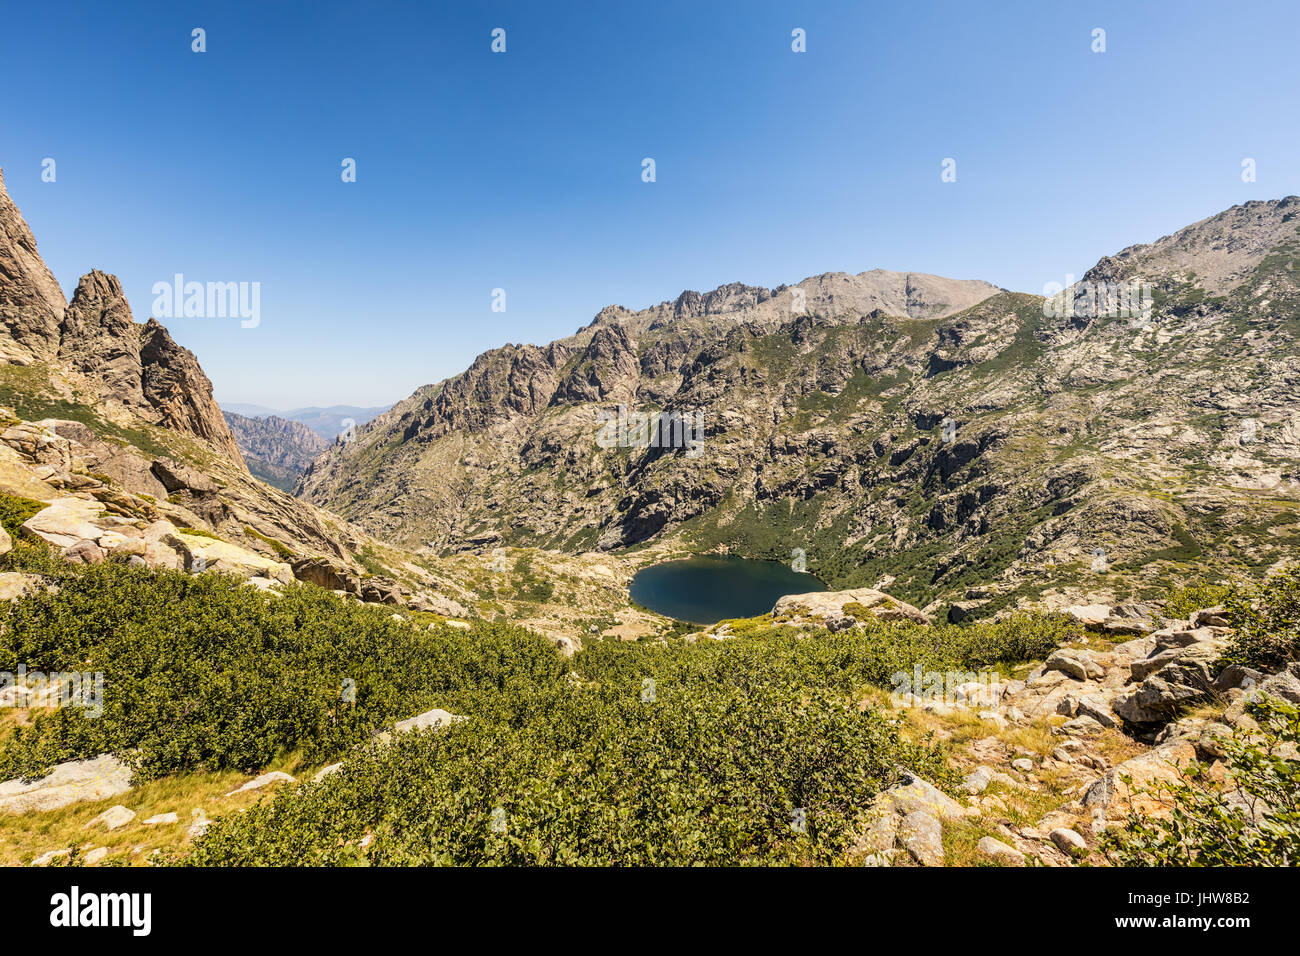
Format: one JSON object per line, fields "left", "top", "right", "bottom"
{"left": 1223, "top": 568, "right": 1300, "bottom": 669}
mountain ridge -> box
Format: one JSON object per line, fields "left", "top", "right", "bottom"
{"left": 300, "top": 195, "right": 1300, "bottom": 618}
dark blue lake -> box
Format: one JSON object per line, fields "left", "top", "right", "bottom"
{"left": 629, "top": 555, "right": 827, "bottom": 625}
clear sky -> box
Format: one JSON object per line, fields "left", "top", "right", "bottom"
{"left": 4, "top": 0, "right": 1298, "bottom": 408}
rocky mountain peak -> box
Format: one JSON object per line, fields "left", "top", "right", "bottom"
{"left": 551, "top": 322, "right": 640, "bottom": 405}
{"left": 0, "top": 166, "right": 67, "bottom": 363}
{"left": 58, "top": 269, "right": 146, "bottom": 406}
{"left": 1084, "top": 195, "right": 1300, "bottom": 293}
{"left": 138, "top": 318, "right": 246, "bottom": 466}
{"left": 0, "top": 167, "right": 247, "bottom": 472}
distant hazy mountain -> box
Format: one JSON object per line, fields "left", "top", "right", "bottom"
{"left": 281, "top": 406, "right": 391, "bottom": 441}
{"left": 223, "top": 411, "right": 329, "bottom": 492}
{"left": 219, "top": 403, "right": 391, "bottom": 441}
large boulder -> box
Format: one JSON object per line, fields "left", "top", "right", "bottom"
{"left": 0, "top": 754, "right": 132, "bottom": 814}
{"left": 772, "top": 587, "right": 931, "bottom": 626}
{"left": 1081, "top": 740, "right": 1197, "bottom": 816}
{"left": 406, "top": 591, "right": 470, "bottom": 617}
{"left": 165, "top": 532, "right": 293, "bottom": 584}
{"left": 392, "top": 708, "right": 462, "bottom": 734}
{"left": 976, "top": 836, "right": 1025, "bottom": 866}
{"left": 899, "top": 810, "right": 944, "bottom": 866}
{"left": 226, "top": 771, "right": 296, "bottom": 796}
{"left": 1062, "top": 604, "right": 1111, "bottom": 628}
{"left": 20, "top": 496, "right": 107, "bottom": 549}
{"left": 881, "top": 772, "right": 967, "bottom": 821}
{"left": 291, "top": 556, "right": 358, "bottom": 593}
{"left": 149, "top": 456, "right": 218, "bottom": 495}
{"left": 360, "top": 577, "right": 402, "bottom": 605}
{"left": 1257, "top": 663, "right": 1300, "bottom": 704}
{"left": 1045, "top": 648, "right": 1106, "bottom": 681}
{"left": 1114, "top": 637, "right": 1229, "bottom": 724}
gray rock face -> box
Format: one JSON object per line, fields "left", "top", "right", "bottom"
{"left": 0, "top": 754, "right": 132, "bottom": 814}
{"left": 883, "top": 772, "right": 967, "bottom": 821}
{"left": 899, "top": 810, "right": 944, "bottom": 866}
{"left": 1115, "top": 636, "right": 1228, "bottom": 724}
{"left": 976, "top": 836, "right": 1025, "bottom": 866}
{"left": 58, "top": 271, "right": 148, "bottom": 407}
{"left": 291, "top": 556, "right": 357, "bottom": 593}
{"left": 0, "top": 167, "right": 66, "bottom": 363}
{"left": 1257, "top": 664, "right": 1300, "bottom": 703}
{"left": 1076, "top": 693, "right": 1120, "bottom": 728}
{"left": 150, "top": 456, "right": 218, "bottom": 495}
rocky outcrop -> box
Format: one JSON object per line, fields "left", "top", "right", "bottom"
{"left": 57, "top": 271, "right": 147, "bottom": 406}
{"left": 550, "top": 324, "right": 640, "bottom": 405}
{"left": 0, "top": 167, "right": 247, "bottom": 471}
{"left": 856, "top": 599, "right": 1300, "bottom": 866}
{"left": 0, "top": 754, "right": 132, "bottom": 814}
{"left": 0, "top": 167, "right": 65, "bottom": 364}
{"left": 138, "top": 318, "right": 246, "bottom": 466}
{"left": 772, "top": 587, "right": 931, "bottom": 626}
{"left": 1113, "top": 623, "right": 1232, "bottom": 725}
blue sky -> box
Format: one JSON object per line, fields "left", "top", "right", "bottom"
{"left": 4, "top": 0, "right": 1298, "bottom": 408}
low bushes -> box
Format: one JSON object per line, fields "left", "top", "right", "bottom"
{"left": 0, "top": 547, "right": 565, "bottom": 781}
{"left": 1102, "top": 696, "right": 1300, "bottom": 866}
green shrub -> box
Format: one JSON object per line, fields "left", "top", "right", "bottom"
{"left": 1101, "top": 696, "right": 1300, "bottom": 866}
{"left": 0, "top": 547, "right": 566, "bottom": 781}
{"left": 182, "top": 671, "right": 947, "bottom": 866}
{"left": 0, "top": 546, "right": 1078, "bottom": 866}
{"left": 1224, "top": 568, "right": 1300, "bottom": 669}
{"left": 0, "top": 492, "right": 46, "bottom": 539}
{"left": 1163, "top": 577, "right": 1232, "bottom": 619}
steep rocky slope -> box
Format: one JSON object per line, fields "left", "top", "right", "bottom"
{"left": 301, "top": 197, "right": 1300, "bottom": 618}
{"left": 0, "top": 166, "right": 489, "bottom": 620}
{"left": 224, "top": 410, "right": 328, "bottom": 491}
{"left": 0, "top": 169, "right": 245, "bottom": 467}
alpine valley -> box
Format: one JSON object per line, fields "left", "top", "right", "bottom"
{"left": 1, "top": 161, "right": 1298, "bottom": 868}
{"left": 300, "top": 195, "right": 1300, "bottom": 621}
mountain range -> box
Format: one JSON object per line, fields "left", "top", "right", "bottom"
{"left": 297, "top": 196, "right": 1300, "bottom": 618}
{"left": 220, "top": 403, "right": 390, "bottom": 441}
{"left": 3, "top": 157, "right": 1299, "bottom": 624}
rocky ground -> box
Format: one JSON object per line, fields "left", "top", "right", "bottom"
{"left": 4, "top": 580, "right": 1295, "bottom": 866}
{"left": 767, "top": 590, "right": 1300, "bottom": 866}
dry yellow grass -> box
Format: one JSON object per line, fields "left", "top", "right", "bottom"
{"left": 0, "top": 753, "right": 325, "bottom": 867}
